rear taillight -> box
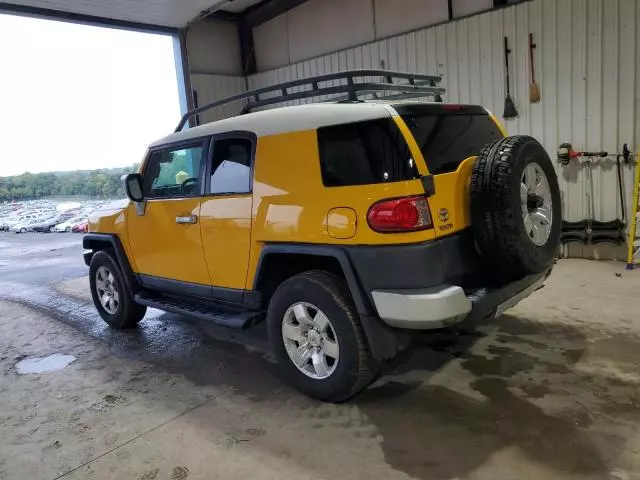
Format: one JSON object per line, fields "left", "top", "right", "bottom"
{"left": 367, "top": 196, "right": 433, "bottom": 233}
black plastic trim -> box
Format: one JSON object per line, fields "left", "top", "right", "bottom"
{"left": 253, "top": 244, "right": 402, "bottom": 360}
{"left": 392, "top": 104, "right": 489, "bottom": 116}
{"left": 139, "top": 274, "right": 212, "bottom": 299}
{"left": 203, "top": 131, "right": 257, "bottom": 197}
{"left": 82, "top": 234, "right": 140, "bottom": 297}
{"left": 465, "top": 269, "right": 551, "bottom": 323}
{"left": 138, "top": 274, "right": 246, "bottom": 304}
{"left": 344, "top": 230, "right": 484, "bottom": 296}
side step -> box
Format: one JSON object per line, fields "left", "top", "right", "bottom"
{"left": 134, "top": 292, "right": 262, "bottom": 329}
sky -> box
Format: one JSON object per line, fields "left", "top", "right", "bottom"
{"left": 0, "top": 14, "right": 182, "bottom": 176}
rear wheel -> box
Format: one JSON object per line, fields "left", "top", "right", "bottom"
{"left": 89, "top": 250, "right": 146, "bottom": 329}
{"left": 267, "top": 271, "right": 378, "bottom": 402}
{"left": 470, "top": 135, "right": 561, "bottom": 281}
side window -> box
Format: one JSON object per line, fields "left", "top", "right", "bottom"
{"left": 209, "top": 138, "right": 253, "bottom": 195}
{"left": 143, "top": 144, "right": 204, "bottom": 199}
{"left": 318, "top": 118, "right": 419, "bottom": 187}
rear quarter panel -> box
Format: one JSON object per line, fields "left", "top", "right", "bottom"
{"left": 246, "top": 129, "right": 437, "bottom": 288}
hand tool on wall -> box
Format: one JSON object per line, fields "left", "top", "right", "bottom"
{"left": 557, "top": 143, "right": 633, "bottom": 245}
{"left": 503, "top": 37, "right": 518, "bottom": 118}
{"left": 529, "top": 33, "right": 540, "bottom": 103}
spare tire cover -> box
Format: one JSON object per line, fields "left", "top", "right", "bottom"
{"left": 470, "top": 135, "right": 561, "bottom": 281}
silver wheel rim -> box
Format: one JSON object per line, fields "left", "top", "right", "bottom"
{"left": 521, "top": 162, "right": 553, "bottom": 246}
{"left": 95, "top": 266, "right": 120, "bottom": 314}
{"left": 281, "top": 302, "right": 339, "bottom": 380}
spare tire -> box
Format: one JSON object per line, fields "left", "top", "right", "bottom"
{"left": 470, "top": 135, "right": 561, "bottom": 281}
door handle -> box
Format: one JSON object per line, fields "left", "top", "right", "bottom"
{"left": 176, "top": 215, "right": 198, "bottom": 225}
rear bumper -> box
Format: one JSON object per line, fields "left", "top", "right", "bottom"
{"left": 371, "top": 269, "right": 550, "bottom": 330}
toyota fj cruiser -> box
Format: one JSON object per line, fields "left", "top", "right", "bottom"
{"left": 84, "top": 71, "right": 561, "bottom": 402}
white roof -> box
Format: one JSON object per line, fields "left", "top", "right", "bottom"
{"left": 150, "top": 103, "right": 395, "bottom": 148}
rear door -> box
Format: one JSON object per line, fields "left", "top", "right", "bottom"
{"left": 395, "top": 105, "right": 504, "bottom": 237}
{"left": 199, "top": 133, "right": 255, "bottom": 301}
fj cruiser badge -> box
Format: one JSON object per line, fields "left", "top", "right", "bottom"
{"left": 439, "top": 208, "right": 449, "bottom": 222}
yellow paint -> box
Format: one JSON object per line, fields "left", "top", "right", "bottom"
{"left": 126, "top": 198, "right": 211, "bottom": 285}
{"left": 490, "top": 113, "right": 508, "bottom": 137}
{"left": 427, "top": 156, "right": 477, "bottom": 237}
{"left": 88, "top": 199, "right": 138, "bottom": 271}
{"left": 200, "top": 195, "right": 253, "bottom": 289}
{"left": 327, "top": 208, "right": 357, "bottom": 239}
{"left": 90, "top": 108, "right": 506, "bottom": 292}
{"left": 626, "top": 153, "right": 640, "bottom": 267}
{"left": 391, "top": 115, "right": 430, "bottom": 175}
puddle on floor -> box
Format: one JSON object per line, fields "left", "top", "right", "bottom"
{"left": 15, "top": 354, "right": 76, "bottom": 374}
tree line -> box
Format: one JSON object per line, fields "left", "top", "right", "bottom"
{"left": 0, "top": 166, "right": 139, "bottom": 201}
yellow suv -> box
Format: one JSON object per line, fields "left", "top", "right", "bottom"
{"left": 84, "top": 71, "right": 560, "bottom": 402}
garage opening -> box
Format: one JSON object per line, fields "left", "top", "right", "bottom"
{"left": 0, "top": 13, "right": 182, "bottom": 194}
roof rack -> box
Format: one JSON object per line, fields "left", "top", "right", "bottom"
{"left": 175, "top": 69, "right": 445, "bottom": 132}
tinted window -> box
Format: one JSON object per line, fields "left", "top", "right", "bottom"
{"left": 143, "top": 145, "right": 204, "bottom": 198}
{"left": 210, "top": 138, "right": 253, "bottom": 194}
{"left": 318, "top": 118, "right": 419, "bottom": 187}
{"left": 401, "top": 113, "right": 502, "bottom": 175}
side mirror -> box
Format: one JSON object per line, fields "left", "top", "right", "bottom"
{"left": 122, "top": 173, "right": 143, "bottom": 202}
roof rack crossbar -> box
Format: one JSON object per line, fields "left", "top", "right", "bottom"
{"left": 238, "top": 82, "right": 445, "bottom": 114}
{"left": 175, "top": 69, "right": 444, "bottom": 132}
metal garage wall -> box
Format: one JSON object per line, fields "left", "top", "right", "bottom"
{"left": 190, "top": 74, "right": 246, "bottom": 124}
{"left": 186, "top": 18, "right": 242, "bottom": 75}
{"left": 248, "top": 0, "right": 639, "bottom": 258}
{"left": 252, "top": 0, "right": 479, "bottom": 71}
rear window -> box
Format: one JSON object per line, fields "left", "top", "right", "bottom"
{"left": 401, "top": 112, "right": 502, "bottom": 175}
{"left": 318, "top": 118, "right": 419, "bottom": 187}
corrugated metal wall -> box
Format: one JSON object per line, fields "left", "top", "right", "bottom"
{"left": 190, "top": 74, "right": 247, "bottom": 124}
{"left": 247, "top": 0, "right": 639, "bottom": 258}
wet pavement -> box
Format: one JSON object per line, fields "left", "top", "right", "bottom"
{"left": 1, "top": 231, "right": 640, "bottom": 480}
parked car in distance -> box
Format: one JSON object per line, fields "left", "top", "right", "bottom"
{"left": 31, "top": 213, "right": 76, "bottom": 232}
{"left": 11, "top": 217, "right": 46, "bottom": 233}
{"left": 71, "top": 220, "right": 88, "bottom": 233}
{"left": 54, "top": 216, "right": 87, "bottom": 232}
{"left": 1, "top": 214, "right": 39, "bottom": 231}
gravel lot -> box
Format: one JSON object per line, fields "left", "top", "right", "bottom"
{"left": 1, "top": 232, "right": 640, "bottom": 480}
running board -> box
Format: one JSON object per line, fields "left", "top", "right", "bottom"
{"left": 134, "top": 292, "right": 262, "bottom": 329}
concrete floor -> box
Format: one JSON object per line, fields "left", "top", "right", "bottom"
{"left": 1, "top": 232, "right": 640, "bottom": 480}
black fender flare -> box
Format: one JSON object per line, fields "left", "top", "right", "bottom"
{"left": 83, "top": 234, "right": 139, "bottom": 297}
{"left": 254, "top": 244, "right": 403, "bottom": 361}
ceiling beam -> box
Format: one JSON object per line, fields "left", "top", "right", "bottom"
{"left": 243, "top": 0, "right": 312, "bottom": 27}
{"left": 0, "top": 1, "right": 178, "bottom": 34}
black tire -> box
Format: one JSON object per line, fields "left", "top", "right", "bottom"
{"left": 267, "top": 271, "right": 378, "bottom": 402}
{"left": 470, "top": 135, "right": 561, "bottom": 281}
{"left": 89, "top": 250, "right": 146, "bottom": 329}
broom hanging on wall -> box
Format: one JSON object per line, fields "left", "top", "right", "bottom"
{"left": 529, "top": 33, "right": 541, "bottom": 103}
{"left": 503, "top": 36, "right": 518, "bottom": 118}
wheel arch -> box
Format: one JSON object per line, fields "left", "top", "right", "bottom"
{"left": 253, "top": 244, "right": 403, "bottom": 361}
{"left": 83, "top": 234, "right": 139, "bottom": 297}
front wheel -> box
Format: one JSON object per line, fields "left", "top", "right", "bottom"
{"left": 89, "top": 250, "right": 146, "bottom": 329}
{"left": 267, "top": 271, "right": 378, "bottom": 402}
